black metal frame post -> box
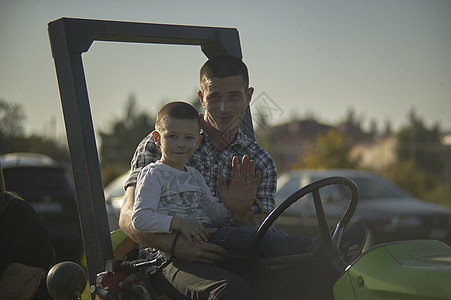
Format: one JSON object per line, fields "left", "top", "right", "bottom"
{"left": 48, "top": 17, "right": 252, "bottom": 288}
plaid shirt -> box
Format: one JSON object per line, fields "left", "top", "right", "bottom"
{"left": 125, "top": 129, "right": 277, "bottom": 218}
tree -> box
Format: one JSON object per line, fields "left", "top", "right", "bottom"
{"left": 0, "top": 98, "right": 26, "bottom": 153}
{"left": 381, "top": 160, "right": 435, "bottom": 198}
{"left": 99, "top": 94, "right": 155, "bottom": 184}
{"left": 0, "top": 98, "right": 70, "bottom": 163}
{"left": 396, "top": 108, "right": 444, "bottom": 179}
{"left": 0, "top": 98, "right": 26, "bottom": 137}
{"left": 343, "top": 107, "right": 363, "bottom": 129}
{"left": 382, "top": 119, "right": 393, "bottom": 138}
{"left": 378, "top": 108, "right": 450, "bottom": 207}
{"left": 6, "top": 135, "right": 70, "bottom": 165}
{"left": 295, "top": 129, "right": 360, "bottom": 169}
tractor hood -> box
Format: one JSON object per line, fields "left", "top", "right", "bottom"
{"left": 333, "top": 240, "right": 451, "bottom": 299}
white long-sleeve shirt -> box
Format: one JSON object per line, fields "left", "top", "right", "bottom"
{"left": 132, "top": 160, "right": 231, "bottom": 233}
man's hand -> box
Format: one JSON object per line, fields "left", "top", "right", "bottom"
{"left": 218, "top": 155, "right": 261, "bottom": 225}
{"left": 173, "top": 229, "right": 227, "bottom": 263}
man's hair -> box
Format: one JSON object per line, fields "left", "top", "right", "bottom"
{"left": 155, "top": 101, "right": 200, "bottom": 131}
{"left": 200, "top": 55, "right": 249, "bottom": 91}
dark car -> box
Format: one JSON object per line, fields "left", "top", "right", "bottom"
{"left": 274, "top": 169, "right": 451, "bottom": 249}
{"left": 0, "top": 152, "right": 83, "bottom": 263}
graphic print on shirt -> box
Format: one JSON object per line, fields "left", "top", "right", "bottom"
{"left": 157, "top": 165, "right": 213, "bottom": 226}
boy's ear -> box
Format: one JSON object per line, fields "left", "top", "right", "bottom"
{"left": 152, "top": 130, "right": 161, "bottom": 147}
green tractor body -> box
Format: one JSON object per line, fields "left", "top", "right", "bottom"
{"left": 334, "top": 240, "right": 451, "bottom": 299}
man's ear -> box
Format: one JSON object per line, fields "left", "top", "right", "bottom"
{"left": 196, "top": 135, "right": 203, "bottom": 149}
{"left": 198, "top": 90, "right": 205, "bottom": 109}
{"left": 246, "top": 87, "right": 254, "bottom": 106}
{"left": 151, "top": 130, "right": 161, "bottom": 147}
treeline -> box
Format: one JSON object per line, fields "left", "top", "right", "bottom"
{"left": 1, "top": 97, "right": 450, "bottom": 207}
{"left": 0, "top": 99, "right": 71, "bottom": 165}
{"left": 257, "top": 108, "right": 450, "bottom": 207}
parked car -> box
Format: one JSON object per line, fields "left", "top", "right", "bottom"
{"left": 104, "top": 172, "right": 129, "bottom": 232}
{"left": 0, "top": 152, "right": 83, "bottom": 263}
{"left": 274, "top": 169, "right": 451, "bottom": 248}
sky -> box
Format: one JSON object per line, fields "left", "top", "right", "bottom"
{"left": 1, "top": 0, "right": 450, "bottom": 142}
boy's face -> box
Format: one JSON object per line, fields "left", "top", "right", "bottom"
{"left": 152, "top": 118, "right": 202, "bottom": 171}
{"left": 198, "top": 75, "right": 253, "bottom": 133}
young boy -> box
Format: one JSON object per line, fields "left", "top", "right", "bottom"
{"left": 132, "top": 101, "right": 312, "bottom": 261}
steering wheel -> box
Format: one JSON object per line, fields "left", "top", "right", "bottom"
{"left": 251, "top": 176, "right": 359, "bottom": 273}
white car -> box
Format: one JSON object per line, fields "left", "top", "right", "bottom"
{"left": 104, "top": 172, "right": 129, "bottom": 232}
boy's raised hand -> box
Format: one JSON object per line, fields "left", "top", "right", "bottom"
{"left": 218, "top": 155, "right": 262, "bottom": 224}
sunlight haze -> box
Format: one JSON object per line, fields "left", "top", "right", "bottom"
{"left": 1, "top": 0, "right": 450, "bottom": 140}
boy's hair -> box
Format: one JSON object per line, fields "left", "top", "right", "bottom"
{"left": 155, "top": 101, "right": 200, "bottom": 131}
{"left": 200, "top": 55, "right": 249, "bottom": 91}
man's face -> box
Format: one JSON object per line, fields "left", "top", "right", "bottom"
{"left": 199, "top": 75, "right": 253, "bottom": 133}
{"left": 153, "top": 118, "right": 202, "bottom": 171}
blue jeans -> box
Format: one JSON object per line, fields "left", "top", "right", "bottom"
{"left": 207, "top": 225, "right": 312, "bottom": 259}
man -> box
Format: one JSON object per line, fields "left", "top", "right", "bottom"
{"left": 120, "top": 55, "right": 277, "bottom": 299}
